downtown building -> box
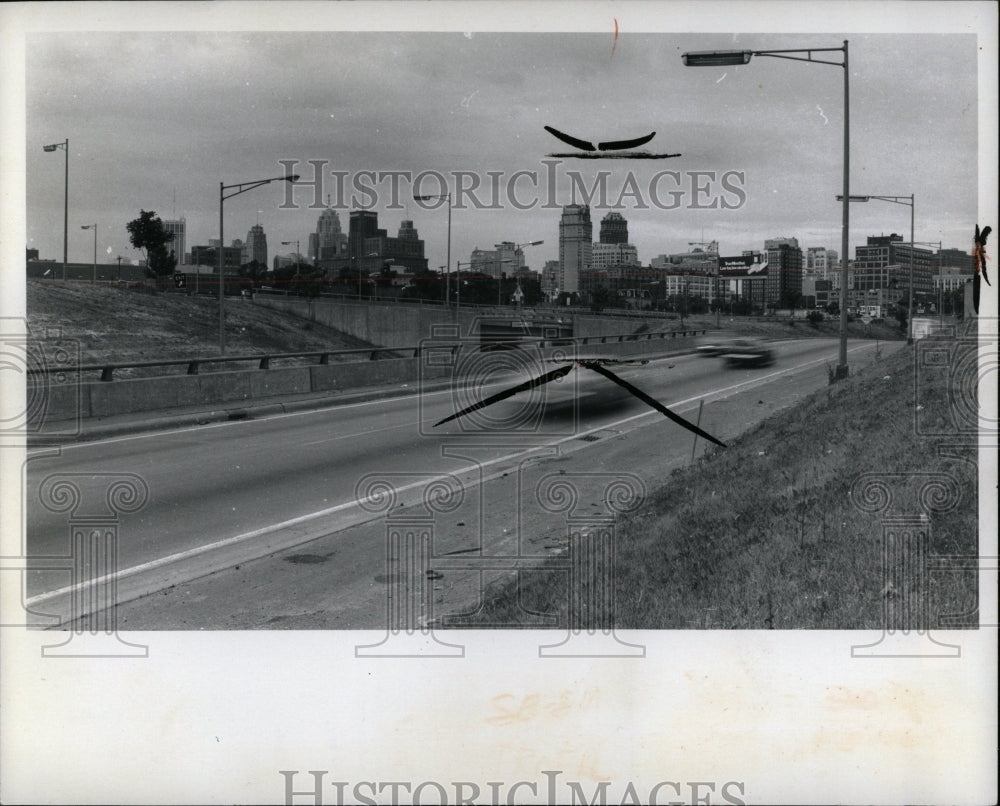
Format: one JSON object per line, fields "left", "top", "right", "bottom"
{"left": 310, "top": 205, "right": 348, "bottom": 263}
{"left": 558, "top": 204, "right": 592, "bottom": 295}
{"left": 162, "top": 217, "right": 186, "bottom": 265}
{"left": 469, "top": 242, "right": 528, "bottom": 279}
{"left": 190, "top": 242, "right": 243, "bottom": 271}
{"left": 805, "top": 246, "right": 839, "bottom": 280}
{"left": 599, "top": 211, "right": 629, "bottom": 244}
{"left": 242, "top": 224, "right": 268, "bottom": 267}
{"left": 764, "top": 237, "right": 804, "bottom": 308}
{"left": 319, "top": 212, "right": 425, "bottom": 280}
{"left": 718, "top": 252, "right": 769, "bottom": 310}
{"left": 852, "top": 233, "right": 937, "bottom": 300}
{"left": 362, "top": 219, "right": 428, "bottom": 276}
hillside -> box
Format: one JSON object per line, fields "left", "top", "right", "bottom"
{"left": 26, "top": 280, "right": 373, "bottom": 365}
{"left": 473, "top": 334, "right": 979, "bottom": 629}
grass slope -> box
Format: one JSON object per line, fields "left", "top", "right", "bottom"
{"left": 26, "top": 280, "right": 372, "bottom": 365}
{"left": 471, "top": 337, "right": 978, "bottom": 629}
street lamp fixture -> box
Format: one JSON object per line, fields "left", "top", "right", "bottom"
{"left": 42, "top": 139, "right": 69, "bottom": 280}
{"left": 218, "top": 173, "right": 299, "bottom": 353}
{"left": 80, "top": 224, "right": 97, "bottom": 284}
{"left": 414, "top": 192, "right": 452, "bottom": 308}
{"left": 838, "top": 193, "right": 915, "bottom": 342}
{"left": 684, "top": 41, "right": 850, "bottom": 379}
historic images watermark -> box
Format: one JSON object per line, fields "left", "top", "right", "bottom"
{"left": 356, "top": 322, "right": 651, "bottom": 655}
{"left": 847, "top": 318, "right": 998, "bottom": 657}
{"left": 276, "top": 159, "right": 747, "bottom": 212}
{"left": 0, "top": 318, "right": 82, "bottom": 444}
{"left": 279, "top": 769, "right": 748, "bottom": 806}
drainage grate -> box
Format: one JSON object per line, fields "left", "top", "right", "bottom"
{"left": 577, "top": 433, "right": 601, "bottom": 442}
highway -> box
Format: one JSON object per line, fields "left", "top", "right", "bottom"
{"left": 23, "top": 337, "right": 903, "bottom": 628}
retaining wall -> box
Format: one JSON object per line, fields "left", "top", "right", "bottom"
{"left": 34, "top": 357, "right": 452, "bottom": 425}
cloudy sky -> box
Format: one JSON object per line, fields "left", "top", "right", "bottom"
{"left": 15, "top": 7, "right": 993, "bottom": 273}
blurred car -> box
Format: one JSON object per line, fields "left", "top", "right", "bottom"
{"left": 695, "top": 338, "right": 736, "bottom": 356}
{"left": 720, "top": 338, "right": 775, "bottom": 367}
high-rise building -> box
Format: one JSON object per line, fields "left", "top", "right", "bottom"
{"left": 348, "top": 211, "right": 382, "bottom": 262}
{"left": 243, "top": 225, "right": 267, "bottom": 266}
{"left": 764, "top": 237, "right": 803, "bottom": 306}
{"left": 314, "top": 205, "right": 347, "bottom": 262}
{"left": 599, "top": 212, "right": 628, "bottom": 244}
{"left": 853, "top": 234, "right": 936, "bottom": 298}
{"left": 558, "top": 205, "right": 592, "bottom": 295}
{"left": 361, "top": 218, "right": 427, "bottom": 275}
{"left": 805, "top": 246, "right": 838, "bottom": 279}
{"left": 162, "top": 218, "right": 186, "bottom": 266}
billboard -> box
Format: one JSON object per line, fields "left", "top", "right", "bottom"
{"left": 718, "top": 253, "right": 768, "bottom": 276}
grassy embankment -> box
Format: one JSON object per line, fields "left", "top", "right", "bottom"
{"left": 470, "top": 335, "right": 979, "bottom": 629}
{"left": 632, "top": 311, "right": 906, "bottom": 342}
{"left": 25, "top": 279, "right": 373, "bottom": 373}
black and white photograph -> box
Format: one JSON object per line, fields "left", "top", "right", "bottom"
{"left": 1, "top": 2, "right": 996, "bottom": 804}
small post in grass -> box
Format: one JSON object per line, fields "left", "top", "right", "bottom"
{"left": 690, "top": 399, "right": 705, "bottom": 463}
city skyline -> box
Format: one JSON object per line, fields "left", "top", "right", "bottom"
{"left": 20, "top": 29, "right": 984, "bottom": 274}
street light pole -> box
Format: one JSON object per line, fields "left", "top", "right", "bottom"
{"left": 684, "top": 41, "right": 850, "bottom": 378}
{"left": 42, "top": 139, "right": 69, "bottom": 280}
{"left": 81, "top": 224, "right": 97, "bottom": 283}
{"left": 219, "top": 173, "right": 299, "bottom": 353}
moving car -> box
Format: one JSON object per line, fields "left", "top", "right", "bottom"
{"left": 720, "top": 338, "right": 775, "bottom": 368}
{"left": 695, "top": 338, "right": 737, "bottom": 357}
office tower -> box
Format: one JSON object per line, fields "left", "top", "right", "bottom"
{"left": 599, "top": 211, "right": 628, "bottom": 244}
{"left": 558, "top": 204, "right": 592, "bottom": 294}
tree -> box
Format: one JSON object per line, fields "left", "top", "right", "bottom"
{"left": 126, "top": 210, "right": 175, "bottom": 277}
{"left": 590, "top": 284, "right": 613, "bottom": 313}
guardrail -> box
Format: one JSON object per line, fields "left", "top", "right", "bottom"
{"left": 27, "top": 330, "right": 711, "bottom": 383}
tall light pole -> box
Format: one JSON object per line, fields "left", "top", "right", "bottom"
{"left": 80, "top": 224, "right": 97, "bottom": 283}
{"left": 219, "top": 173, "right": 299, "bottom": 353}
{"left": 839, "top": 194, "right": 914, "bottom": 342}
{"left": 42, "top": 139, "right": 69, "bottom": 281}
{"left": 414, "top": 192, "right": 451, "bottom": 307}
{"left": 684, "top": 41, "right": 850, "bottom": 378}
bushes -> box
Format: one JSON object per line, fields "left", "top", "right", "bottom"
{"left": 807, "top": 310, "right": 824, "bottom": 327}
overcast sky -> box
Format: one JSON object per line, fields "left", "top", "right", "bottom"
{"left": 20, "top": 24, "right": 986, "bottom": 271}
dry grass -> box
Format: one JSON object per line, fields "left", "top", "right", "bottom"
{"left": 26, "top": 279, "right": 372, "bottom": 366}
{"left": 470, "top": 337, "right": 978, "bottom": 629}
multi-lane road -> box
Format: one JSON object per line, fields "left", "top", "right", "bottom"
{"left": 23, "top": 337, "right": 902, "bottom": 628}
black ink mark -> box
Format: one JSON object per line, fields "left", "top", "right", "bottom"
{"left": 973, "top": 224, "right": 992, "bottom": 314}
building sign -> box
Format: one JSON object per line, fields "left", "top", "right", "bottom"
{"left": 718, "top": 254, "right": 768, "bottom": 276}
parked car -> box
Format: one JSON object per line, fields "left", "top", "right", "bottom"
{"left": 720, "top": 338, "right": 776, "bottom": 367}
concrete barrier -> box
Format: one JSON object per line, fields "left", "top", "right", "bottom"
{"left": 32, "top": 356, "right": 461, "bottom": 424}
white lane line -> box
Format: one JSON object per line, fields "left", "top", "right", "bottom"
{"left": 24, "top": 340, "right": 882, "bottom": 608}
